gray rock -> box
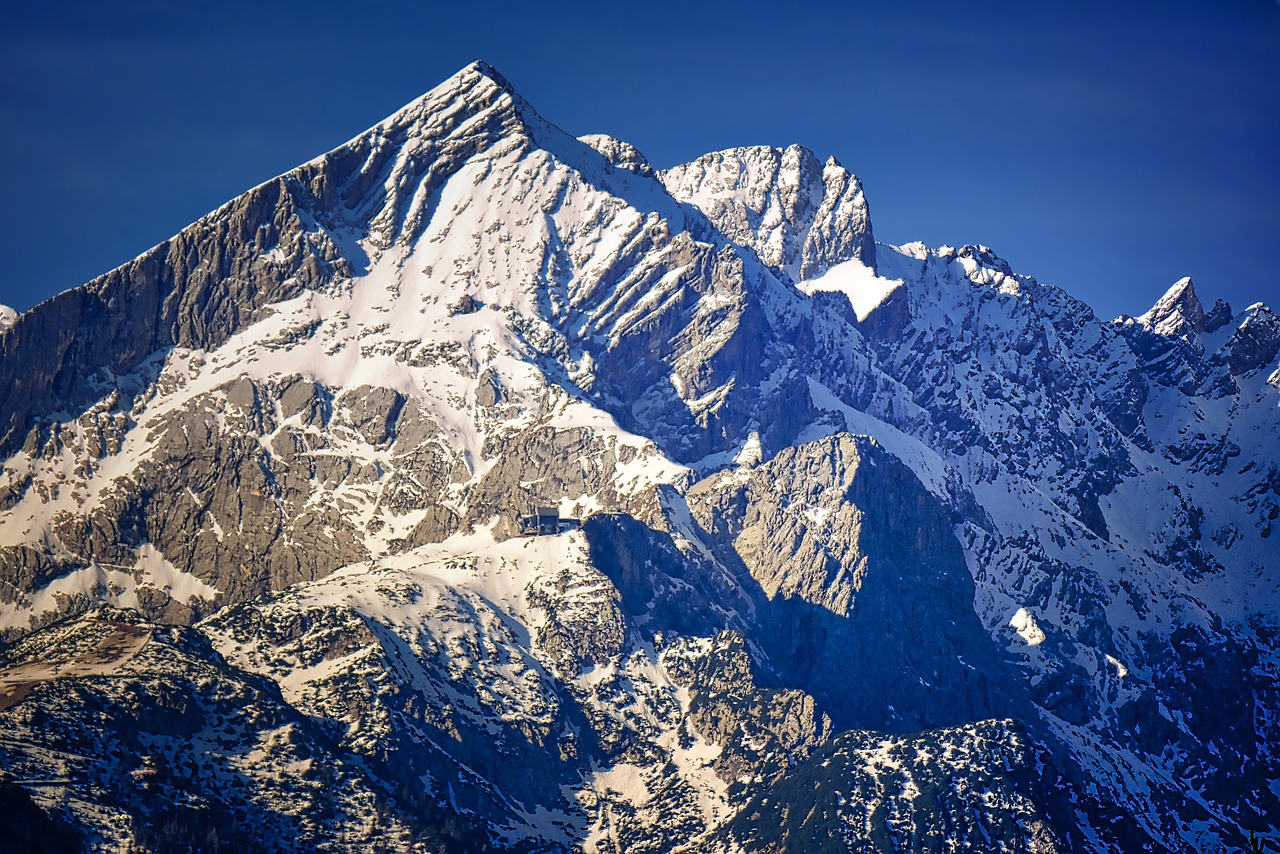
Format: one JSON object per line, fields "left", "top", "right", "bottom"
{"left": 474, "top": 367, "right": 504, "bottom": 408}
{"left": 690, "top": 434, "right": 1016, "bottom": 731}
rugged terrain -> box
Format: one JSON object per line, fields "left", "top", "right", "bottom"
{"left": 1, "top": 62, "right": 1277, "bottom": 852}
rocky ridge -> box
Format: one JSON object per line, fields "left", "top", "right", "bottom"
{"left": 660, "top": 144, "right": 876, "bottom": 282}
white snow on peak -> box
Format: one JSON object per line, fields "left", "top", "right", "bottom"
{"left": 798, "top": 257, "right": 903, "bottom": 321}
{"left": 374, "top": 60, "right": 518, "bottom": 133}
{"left": 1136, "top": 276, "right": 1204, "bottom": 338}
{"left": 660, "top": 143, "right": 873, "bottom": 282}
{"left": 733, "top": 431, "right": 763, "bottom": 468}
{"left": 577, "top": 134, "right": 655, "bottom": 178}
{"left": 0, "top": 304, "right": 16, "bottom": 333}
{"left": 893, "top": 241, "right": 930, "bottom": 261}
{"left": 804, "top": 377, "right": 951, "bottom": 498}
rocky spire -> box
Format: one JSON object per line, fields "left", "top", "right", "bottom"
{"left": 1137, "top": 277, "right": 1205, "bottom": 338}
{"left": 660, "top": 143, "right": 876, "bottom": 283}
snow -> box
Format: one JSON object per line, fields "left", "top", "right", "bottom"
{"left": 804, "top": 377, "right": 950, "bottom": 496}
{"left": 502, "top": 803, "right": 582, "bottom": 848}
{"left": 1009, "top": 608, "right": 1046, "bottom": 646}
{"left": 134, "top": 544, "right": 219, "bottom": 604}
{"left": 252, "top": 525, "right": 585, "bottom": 723}
{"left": 609, "top": 448, "right": 689, "bottom": 496}
{"left": 733, "top": 431, "right": 762, "bottom": 467}
{"left": 654, "top": 721, "right": 729, "bottom": 835}
{"left": 0, "top": 563, "right": 140, "bottom": 631}
{"left": 590, "top": 763, "right": 650, "bottom": 804}
{"left": 797, "top": 257, "right": 903, "bottom": 321}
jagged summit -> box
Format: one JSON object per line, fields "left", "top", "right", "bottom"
{"left": 1110, "top": 275, "right": 1280, "bottom": 395}
{"left": 374, "top": 60, "right": 518, "bottom": 129}
{"left": 1136, "top": 276, "right": 1205, "bottom": 337}
{"left": 363, "top": 60, "right": 540, "bottom": 147}
{"left": 1120, "top": 277, "right": 1256, "bottom": 340}
{"left": 661, "top": 143, "right": 876, "bottom": 282}
{"left": 0, "top": 60, "right": 708, "bottom": 454}
{"left": 0, "top": 304, "right": 16, "bottom": 334}
{"left": 454, "top": 59, "right": 513, "bottom": 91}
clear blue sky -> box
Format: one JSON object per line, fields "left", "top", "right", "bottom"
{"left": 2, "top": 0, "right": 1277, "bottom": 321}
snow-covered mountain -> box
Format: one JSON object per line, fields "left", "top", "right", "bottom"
{"left": 1, "top": 61, "right": 1277, "bottom": 852}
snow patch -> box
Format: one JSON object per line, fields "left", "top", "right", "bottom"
{"left": 734, "top": 431, "right": 762, "bottom": 468}
{"left": 0, "top": 564, "right": 139, "bottom": 631}
{"left": 134, "top": 544, "right": 220, "bottom": 604}
{"left": 798, "top": 258, "right": 903, "bottom": 322}
{"left": 1009, "top": 608, "right": 1046, "bottom": 646}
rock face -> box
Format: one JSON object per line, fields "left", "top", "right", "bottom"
{"left": 688, "top": 435, "right": 1014, "bottom": 733}
{"left": 661, "top": 143, "right": 876, "bottom": 281}
{"left": 1137, "top": 276, "right": 1206, "bottom": 338}
{"left": 1, "top": 61, "right": 1278, "bottom": 853}
{"left": 0, "top": 608, "right": 445, "bottom": 851}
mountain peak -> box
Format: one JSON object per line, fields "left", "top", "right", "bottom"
{"left": 462, "top": 59, "right": 509, "bottom": 84}
{"left": 375, "top": 60, "right": 521, "bottom": 137}
{"left": 436, "top": 60, "right": 518, "bottom": 104}
{"left": 0, "top": 304, "right": 15, "bottom": 334}
{"left": 578, "top": 134, "right": 656, "bottom": 178}
{"left": 661, "top": 143, "right": 875, "bottom": 281}
{"left": 1137, "top": 276, "right": 1205, "bottom": 338}
{"left": 427, "top": 60, "right": 513, "bottom": 99}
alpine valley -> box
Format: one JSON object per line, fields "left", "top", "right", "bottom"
{"left": 1, "top": 62, "right": 1277, "bottom": 853}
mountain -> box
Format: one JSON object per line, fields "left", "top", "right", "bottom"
{"left": 1, "top": 61, "right": 1277, "bottom": 852}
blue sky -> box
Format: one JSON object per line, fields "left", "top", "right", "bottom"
{"left": 2, "top": 0, "right": 1277, "bottom": 320}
